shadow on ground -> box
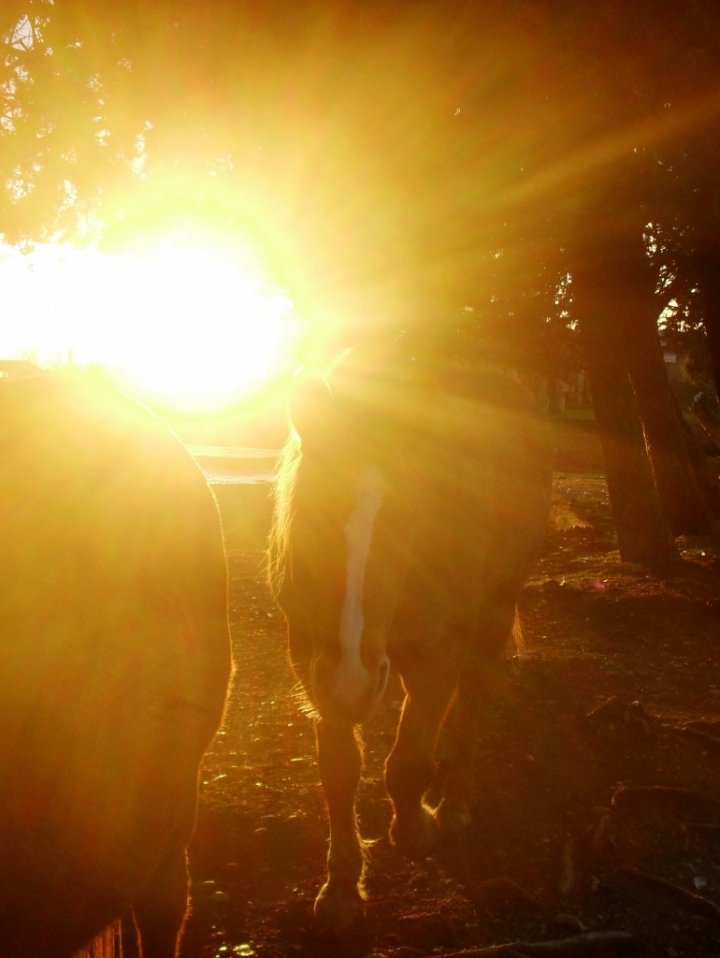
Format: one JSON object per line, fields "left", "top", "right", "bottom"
{"left": 173, "top": 434, "right": 720, "bottom": 958}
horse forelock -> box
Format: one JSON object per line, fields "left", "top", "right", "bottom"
{"left": 267, "top": 425, "right": 393, "bottom": 601}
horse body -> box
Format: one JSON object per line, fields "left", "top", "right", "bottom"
{"left": 270, "top": 364, "right": 552, "bottom": 928}
{"left": 0, "top": 376, "right": 231, "bottom": 958}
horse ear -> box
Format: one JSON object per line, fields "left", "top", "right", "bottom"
{"left": 288, "top": 373, "right": 332, "bottom": 443}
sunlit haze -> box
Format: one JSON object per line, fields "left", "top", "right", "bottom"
{"left": 1, "top": 239, "right": 301, "bottom": 412}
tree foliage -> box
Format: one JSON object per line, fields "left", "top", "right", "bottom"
{"left": 2, "top": 1, "right": 720, "bottom": 365}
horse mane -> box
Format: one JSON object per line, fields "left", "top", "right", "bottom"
{"left": 266, "top": 430, "right": 303, "bottom": 603}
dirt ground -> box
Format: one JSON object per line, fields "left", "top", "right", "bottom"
{"left": 178, "top": 419, "right": 720, "bottom": 958}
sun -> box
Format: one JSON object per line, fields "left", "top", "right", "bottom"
{"left": 0, "top": 236, "right": 301, "bottom": 412}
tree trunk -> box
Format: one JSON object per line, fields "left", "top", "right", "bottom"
{"left": 676, "top": 394, "right": 720, "bottom": 520}
{"left": 618, "top": 246, "right": 717, "bottom": 536}
{"left": 695, "top": 254, "right": 720, "bottom": 401}
{"left": 573, "top": 252, "right": 679, "bottom": 565}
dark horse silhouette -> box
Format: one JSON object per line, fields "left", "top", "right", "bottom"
{"left": 0, "top": 375, "right": 231, "bottom": 958}
{"left": 268, "top": 360, "right": 552, "bottom": 929}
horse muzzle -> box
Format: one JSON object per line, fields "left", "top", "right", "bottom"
{"left": 312, "top": 652, "right": 390, "bottom": 724}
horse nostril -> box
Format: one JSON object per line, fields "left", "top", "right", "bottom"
{"left": 311, "top": 652, "right": 389, "bottom": 722}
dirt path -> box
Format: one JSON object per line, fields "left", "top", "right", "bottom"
{"left": 178, "top": 463, "right": 720, "bottom": 958}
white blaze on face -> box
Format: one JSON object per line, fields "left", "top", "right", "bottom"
{"left": 334, "top": 463, "right": 386, "bottom": 704}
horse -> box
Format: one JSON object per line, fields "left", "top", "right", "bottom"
{"left": 0, "top": 374, "right": 231, "bottom": 958}
{"left": 268, "top": 359, "right": 552, "bottom": 929}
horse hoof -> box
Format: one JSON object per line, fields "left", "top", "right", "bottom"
{"left": 314, "top": 882, "right": 365, "bottom": 931}
{"left": 390, "top": 804, "right": 438, "bottom": 859}
{"left": 434, "top": 797, "right": 471, "bottom": 837}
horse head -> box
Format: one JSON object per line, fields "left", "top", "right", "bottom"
{"left": 272, "top": 369, "right": 414, "bottom": 725}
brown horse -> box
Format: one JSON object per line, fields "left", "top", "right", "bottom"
{"left": 0, "top": 375, "right": 231, "bottom": 958}
{"left": 268, "top": 360, "right": 552, "bottom": 929}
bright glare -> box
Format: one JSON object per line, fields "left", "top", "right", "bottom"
{"left": 0, "top": 240, "right": 300, "bottom": 411}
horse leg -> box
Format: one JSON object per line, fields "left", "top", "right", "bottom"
{"left": 130, "top": 722, "right": 210, "bottom": 958}
{"left": 314, "top": 718, "right": 366, "bottom": 929}
{"left": 289, "top": 627, "right": 366, "bottom": 927}
{"left": 436, "top": 603, "right": 517, "bottom": 836}
{"left": 131, "top": 847, "right": 189, "bottom": 958}
{"left": 385, "top": 654, "right": 456, "bottom": 858}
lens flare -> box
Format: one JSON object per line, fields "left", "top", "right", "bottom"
{"left": 1, "top": 239, "right": 301, "bottom": 411}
